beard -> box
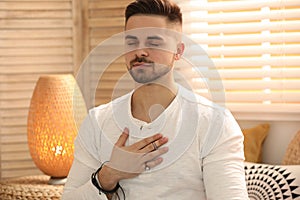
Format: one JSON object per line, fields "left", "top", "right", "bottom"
{"left": 128, "top": 56, "right": 173, "bottom": 84}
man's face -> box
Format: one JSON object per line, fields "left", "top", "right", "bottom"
{"left": 124, "top": 15, "right": 181, "bottom": 84}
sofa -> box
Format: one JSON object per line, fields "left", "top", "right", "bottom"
{"left": 241, "top": 123, "right": 300, "bottom": 200}
{"left": 245, "top": 162, "right": 300, "bottom": 200}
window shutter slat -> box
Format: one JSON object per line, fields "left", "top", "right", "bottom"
{"left": 178, "top": 0, "right": 300, "bottom": 120}
{"left": 180, "top": 0, "right": 300, "bottom": 12}
{"left": 191, "top": 33, "right": 300, "bottom": 45}
{"left": 0, "top": 0, "right": 79, "bottom": 179}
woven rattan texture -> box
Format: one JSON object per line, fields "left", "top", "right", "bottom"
{"left": 282, "top": 130, "right": 300, "bottom": 165}
{"left": 0, "top": 175, "right": 63, "bottom": 200}
{"left": 27, "top": 75, "right": 87, "bottom": 177}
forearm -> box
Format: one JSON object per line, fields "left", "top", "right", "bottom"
{"left": 62, "top": 158, "right": 108, "bottom": 200}
{"left": 98, "top": 164, "right": 120, "bottom": 191}
{"left": 62, "top": 180, "right": 108, "bottom": 200}
{"left": 94, "top": 163, "right": 121, "bottom": 200}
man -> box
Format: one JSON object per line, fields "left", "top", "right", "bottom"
{"left": 62, "top": 0, "right": 249, "bottom": 199}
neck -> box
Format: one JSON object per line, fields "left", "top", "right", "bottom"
{"left": 131, "top": 83, "right": 178, "bottom": 123}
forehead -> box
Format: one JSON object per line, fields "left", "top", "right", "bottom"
{"left": 125, "top": 18, "right": 181, "bottom": 41}
{"left": 125, "top": 15, "right": 169, "bottom": 30}
{"left": 125, "top": 15, "right": 182, "bottom": 40}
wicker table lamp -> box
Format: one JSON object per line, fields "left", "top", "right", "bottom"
{"left": 27, "top": 74, "right": 87, "bottom": 184}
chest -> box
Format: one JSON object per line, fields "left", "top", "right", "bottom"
{"left": 119, "top": 139, "right": 205, "bottom": 199}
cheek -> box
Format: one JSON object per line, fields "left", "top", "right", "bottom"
{"left": 153, "top": 51, "right": 174, "bottom": 63}
{"left": 124, "top": 53, "right": 134, "bottom": 63}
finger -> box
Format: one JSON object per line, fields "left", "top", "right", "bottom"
{"left": 144, "top": 157, "right": 164, "bottom": 170}
{"left": 142, "top": 146, "right": 169, "bottom": 162}
{"left": 139, "top": 136, "right": 168, "bottom": 153}
{"left": 115, "top": 128, "right": 129, "bottom": 147}
{"left": 133, "top": 133, "right": 163, "bottom": 150}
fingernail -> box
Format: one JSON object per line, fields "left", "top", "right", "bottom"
{"left": 124, "top": 127, "right": 129, "bottom": 134}
{"left": 163, "top": 146, "right": 169, "bottom": 152}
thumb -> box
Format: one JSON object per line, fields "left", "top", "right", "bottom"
{"left": 115, "top": 127, "right": 129, "bottom": 147}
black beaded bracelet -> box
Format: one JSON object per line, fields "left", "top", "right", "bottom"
{"left": 91, "top": 162, "right": 120, "bottom": 195}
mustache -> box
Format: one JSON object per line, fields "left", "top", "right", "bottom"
{"left": 130, "top": 56, "right": 154, "bottom": 66}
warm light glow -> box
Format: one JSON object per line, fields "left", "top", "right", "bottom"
{"left": 52, "top": 146, "right": 66, "bottom": 156}
{"left": 178, "top": 0, "right": 300, "bottom": 120}
{"left": 27, "top": 74, "right": 87, "bottom": 178}
{"left": 195, "top": 89, "right": 209, "bottom": 93}
{"left": 262, "top": 65, "right": 271, "bottom": 70}
{"left": 263, "top": 77, "right": 271, "bottom": 81}
{"left": 264, "top": 89, "right": 271, "bottom": 94}
{"left": 263, "top": 100, "right": 272, "bottom": 105}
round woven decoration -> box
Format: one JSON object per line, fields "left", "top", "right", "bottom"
{"left": 245, "top": 164, "right": 300, "bottom": 200}
{"left": 282, "top": 130, "right": 300, "bottom": 165}
{"left": 0, "top": 175, "right": 63, "bottom": 200}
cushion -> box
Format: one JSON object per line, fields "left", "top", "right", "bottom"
{"left": 245, "top": 162, "right": 300, "bottom": 200}
{"left": 282, "top": 130, "right": 300, "bottom": 165}
{"left": 242, "top": 124, "right": 270, "bottom": 163}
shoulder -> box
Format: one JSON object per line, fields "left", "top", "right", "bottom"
{"left": 178, "top": 84, "right": 227, "bottom": 116}
{"left": 89, "top": 91, "right": 132, "bottom": 118}
{"left": 78, "top": 91, "right": 132, "bottom": 140}
{"left": 75, "top": 92, "right": 132, "bottom": 158}
{"left": 177, "top": 86, "right": 241, "bottom": 158}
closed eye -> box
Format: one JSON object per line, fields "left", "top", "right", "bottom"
{"left": 126, "top": 41, "right": 138, "bottom": 46}
{"left": 146, "top": 36, "right": 164, "bottom": 47}
{"left": 147, "top": 40, "right": 163, "bottom": 47}
{"left": 125, "top": 35, "right": 139, "bottom": 46}
{"left": 148, "top": 42, "right": 160, "bottom": 47}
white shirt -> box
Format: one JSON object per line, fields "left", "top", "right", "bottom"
{"left": 62, "top": 85, "right": 249, "bottom": 200}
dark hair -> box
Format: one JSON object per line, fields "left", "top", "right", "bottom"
{"left": 125, "top": 0, "right": 182, "bottom": 25}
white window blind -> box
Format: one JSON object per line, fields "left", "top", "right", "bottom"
{"left": 177, "top": 0, "right": 300, "bottom": 121}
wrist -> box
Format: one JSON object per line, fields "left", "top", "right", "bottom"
{"left": 98, "top": 163, "right": 120, "bottom": 190}
{"left": 91, "top": 161, "right": 120, "bottom": 195}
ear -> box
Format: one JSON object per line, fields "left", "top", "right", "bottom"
{"left": 174, "top": 42, "right": 185, "bottom": 60}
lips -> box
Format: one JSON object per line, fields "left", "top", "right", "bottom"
{"left": 131, "top": 62, "right": 153, "bottom": 69}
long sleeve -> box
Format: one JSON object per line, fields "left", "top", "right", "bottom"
{"left": 202, "top": 110, "right": 249, "bottom": 200}
{"left": 62, "top": 157, "right": 107, "bottom": 200}
{"left": 62, "top": 114, "right": 108, "bottom": 200}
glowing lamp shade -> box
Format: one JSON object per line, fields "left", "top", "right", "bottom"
{"left": 27, "top": 74, "right": 86, "bottom": 184}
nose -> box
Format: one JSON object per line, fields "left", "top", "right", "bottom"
{"left": 135, "top": 48, "right": 149, "bottom": 57}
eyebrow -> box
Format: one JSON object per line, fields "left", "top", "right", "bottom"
{"left": 125, "top": 35, "right": 138, "bottom": 40}
{"left": 125, "top": 35, "right": 164, "bottom": 41}
{"left": 147, "top": 36, "right": 164, "bottom": 40}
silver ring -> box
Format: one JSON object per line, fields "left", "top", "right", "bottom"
{"left": 145, "top": 163, "right": 150, "bottom": 171}
{"left": 152, "top": 142, "right": 158, "bottom": 150}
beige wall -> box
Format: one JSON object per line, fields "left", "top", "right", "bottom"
{"left": 238, "top": 120, "right": 299, "bottom": 165}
